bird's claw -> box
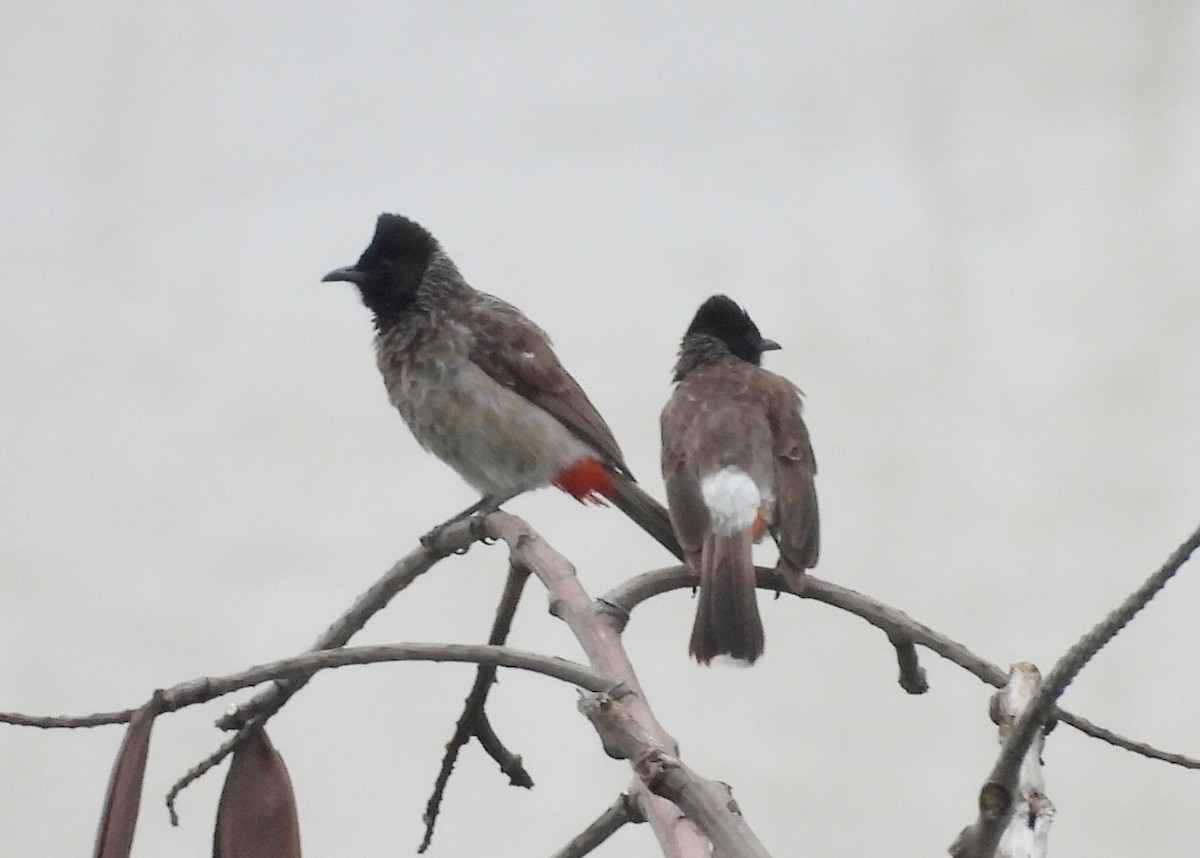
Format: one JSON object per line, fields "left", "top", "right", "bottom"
{"left": 421, "top": 513, "right": 494, "bottom": 555}
{"left": 468, "top": 512, "right": 495, "bottom": 545}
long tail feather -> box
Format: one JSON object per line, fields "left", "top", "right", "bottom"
{"left": 609, "top": 478, "right": 684, "bottom": 560}
{"left": 689, "top": 529, "right": 763, "bottom": 664}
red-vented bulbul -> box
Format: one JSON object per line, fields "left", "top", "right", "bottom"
{"left": 322, "top": 213, "right": 682, "bottom": 559}
{"left": 661, "top": 295, "right": 819, "bottom": 664}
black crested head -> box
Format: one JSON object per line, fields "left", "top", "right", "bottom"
{"left": 683, "top": 294, "right": 781, "bottom": 365}
{"left": 322, "top": 214, "right": 439, "bottom": 325}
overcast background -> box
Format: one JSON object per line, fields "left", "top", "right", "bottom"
{"left": 3, "top": 3, "right": 1199, "bottom": 856}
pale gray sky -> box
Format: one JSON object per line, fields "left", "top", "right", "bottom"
{"left": 3, "top": 4, "right": 1199, "bottom": 856}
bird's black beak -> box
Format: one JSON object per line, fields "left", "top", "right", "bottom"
{"left": 321, "top": 266, "right": 366, "bottom": 285}
{"left": 759, "top": 338, "right": 782, "bottom": 352}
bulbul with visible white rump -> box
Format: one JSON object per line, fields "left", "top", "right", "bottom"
{"left": 661, "top": 295, "right": 819, "bottom": 664}
{"left": 322, "top": 213, "right": 682, "bottom": 559}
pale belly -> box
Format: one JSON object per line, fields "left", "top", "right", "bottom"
{"left": 386, "top": 356, "right": 592, "bottom": 495}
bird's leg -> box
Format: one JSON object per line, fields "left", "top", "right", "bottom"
{"left": 777, "top": 559, "right": 808, "bottom": 597}
{"left": 420, "top": 487, "right": 527, "bottom": 553}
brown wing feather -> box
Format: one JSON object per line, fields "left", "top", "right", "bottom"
{"left": 766, "top": 374, "right": 820, "bottom": 569}
{"left": 661, "top": 453, "right": 707, "bottom": 564}
{"left": 462, "top": 294, "right": 630, "bottom": 475}
{"left": 660, "top": 386, "right": 709, "bottom": 565}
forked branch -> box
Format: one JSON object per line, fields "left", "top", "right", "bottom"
{"left": 951, "top": 521, "right": 1200, "bottom": 858}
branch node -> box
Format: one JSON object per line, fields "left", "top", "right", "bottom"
{"left": 593, "top": 598, "right": 631, "bottom": 633}
{"left": 620, "top": 790, "right": 648, "bottom": 825}
{"left": 888, "top": 633, "right": 929, "bottom": 695}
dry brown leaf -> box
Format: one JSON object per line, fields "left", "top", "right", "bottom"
{"left": 93, "top": 695, "right": 160, "bottom": 858}
{"left": 213, "top": 727, "right": 301, "bottom": 858}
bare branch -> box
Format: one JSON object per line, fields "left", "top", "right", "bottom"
{"left": 0, "top": 637, "right": 625, "bottom": 826}
{"left": 953, "top": 521, "right": 1200, "bottom": 858}
{"left": 158, "top": 642, "right": 627, "bottom": 823}
{"left": 602, "top": 564, "right": 1200, "bottom": 771}
{"left": 606, "top": 565, "right": 1005, "bottom": 685}
{"left": 217, "top": 515, "right": 487, "bottom": 731}
{"left": 549, "top": 793, "right": 644, "bottom": 858}
{"left": 187, "top": 643, "right": 630, "bottom": 711}
{"left": 159, "top": 517, "right": 490, "bottom": 822}
{"left": 0, "top": 708, "right": 139, "bottom": 730}
{"left": 485, "top": 513, "right": 716, "bottom": 858}
{"left": 950, "top": 664, "right": 1055, "bottom": 858}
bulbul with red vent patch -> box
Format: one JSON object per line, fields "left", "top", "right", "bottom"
{"left": 661, "top": 295, "right": 820, "bottom": 664}
{"left": 322, "top": 213, "right": 682, "bottom": 559}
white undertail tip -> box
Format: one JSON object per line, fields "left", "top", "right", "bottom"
{"left": 708, "top": 654, "right": 756, "bottom": 668}
{"left": 700, "top": 467, "right": 761, "bottom": 535}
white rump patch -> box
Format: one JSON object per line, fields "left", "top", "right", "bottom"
{"left": 700, "top": 467, "right": 761, "bottom": 536}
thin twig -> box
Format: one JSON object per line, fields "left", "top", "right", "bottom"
{"left": 472, "top": 710, "right": 532, "bottom": 785}
{"left": 161, "top": 516, "right": 488, "bottom": 822}
{"left": 217, "top": 515, "right": 486, "bottom": 731}
{"left": 167, "top": 722, "right": 256, "bottom": 825}
{"left": 140, "top": 642, "right": 627, "bottom": 717}
{"left": 0, "top": 708, "right": 139, "bottom": 729}
{"left": 420, "top": 563, "right": 534, "bottom": 853}
{"left": 160, "top": 642, "right": 626, "bottom": 823}
{"left": 1054, "top": 710, "right": 1200, "bottom": 769}
{"left": 549, "top": 793, "right": 644, "bottom": 858}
